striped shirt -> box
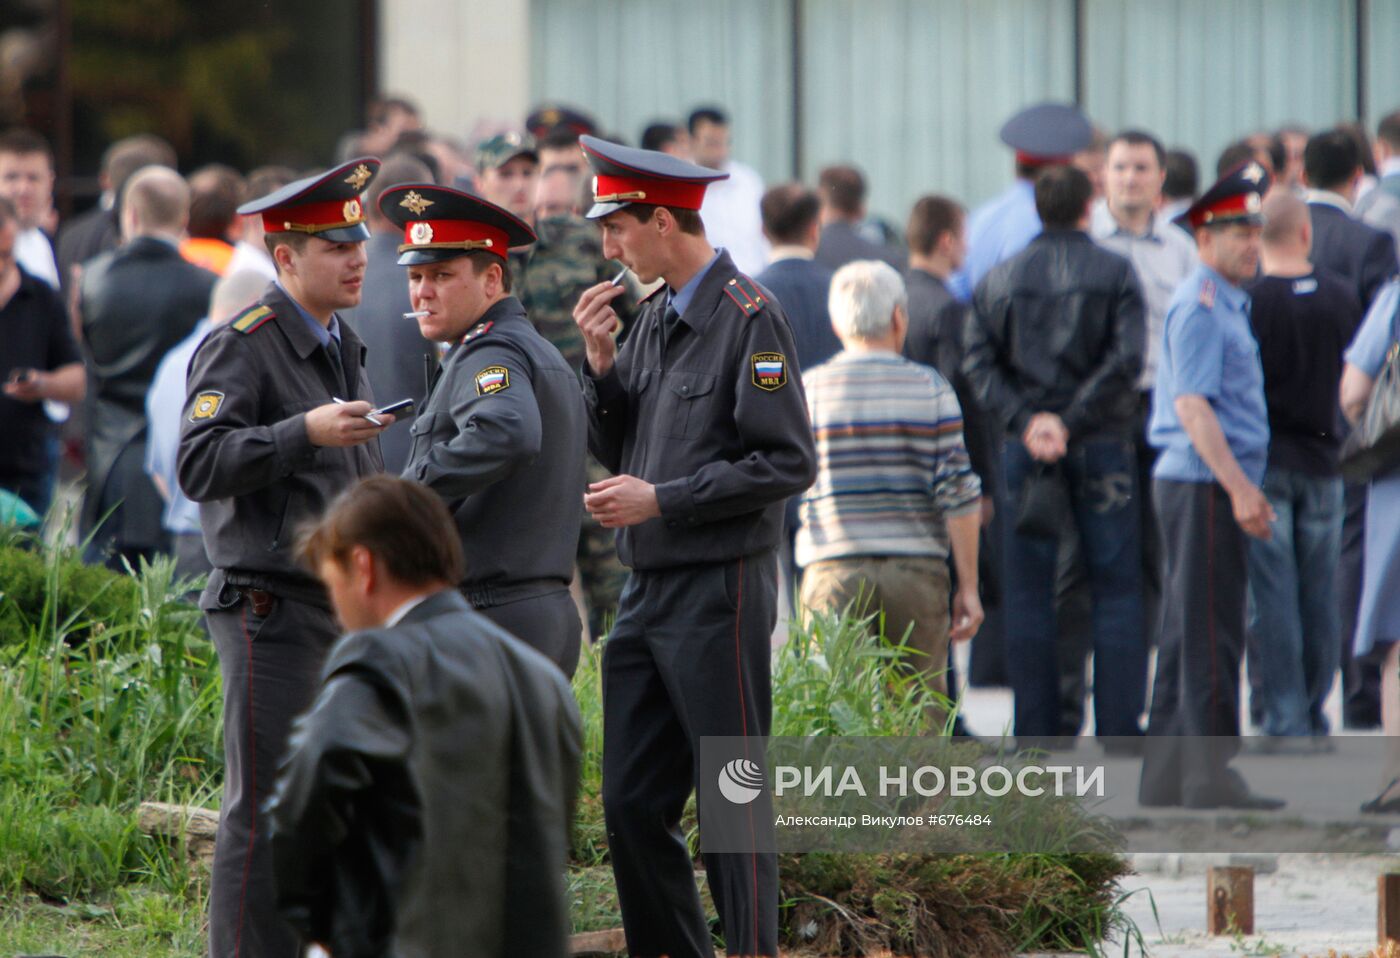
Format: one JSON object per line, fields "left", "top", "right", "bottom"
{"left": 796, "top": 351, "right": 981, "bottom": 565}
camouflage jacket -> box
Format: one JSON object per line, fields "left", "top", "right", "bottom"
{"left": 512, "top": 214, "right": 631, "bottom": 370}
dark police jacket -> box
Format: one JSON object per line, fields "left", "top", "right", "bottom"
{"left": 403, "top": 296, "right": 585, "bottom": 595}
{"left": 267, "top": 588, "right": 582, "bottom": 958}
{"left": 964, "top": 230, "right": 1145, "bottom": 440}
{"left": 584, "top": 250, "right": 817, "bottom": 570}
{"left": 178, "top": 283, "right": 382, "bottom": 607}
{"left": 79, "top": 236, "right": 215, "bottom": 529}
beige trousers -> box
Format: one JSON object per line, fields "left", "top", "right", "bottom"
{"left": 800, "top": 554, "right": 953, "bottom": 728}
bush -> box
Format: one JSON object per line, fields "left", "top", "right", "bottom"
{"left": 0, "top": 543, "right": 220, "bottom": 904}
{"left": 0, "top": 537, "right": 141, "bottom": 645}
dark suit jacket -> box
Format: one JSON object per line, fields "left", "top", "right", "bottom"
{"left": 340, "top": 230, "right": 438, "bottom": 473}
{"left": 903, "top": 268, "right": 996, "bottom": 485}
{"left": 815, "top": 220, "right": 908, "bottom": 274}
{"left": 268, "top": 588, "right": 582, "bottom": 958}
{"left": 57, "top": 205, "right": 120, "bottom": 293}
{"left": 1307, "top": 201, "right": 1399, "bottom": 310}
{"left": 755, "top": 255, "right": 841, "bottom": 374}
{"left": 79, "top": 236, "right": 215, "bottom": 539}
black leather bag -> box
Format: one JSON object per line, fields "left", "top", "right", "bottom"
{"left": 1014, "top": 461, "right": 1070, "bottom": 538}
{"left": 1340, "top": 319, "right": 1400, "bottom": 483}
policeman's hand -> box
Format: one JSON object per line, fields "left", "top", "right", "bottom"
{"left": 950, "top": 585, "right": 984, "bottom": 643}
{"left": 303, "top": 401, "right": 394, "bottom": 447}
{"left": 573, "top": 281, "right": 626, "bottom": 376}
{"left": 1231, "top": 483, "right": 1276, "bottom": 541}
{"left": 584, "top": 474, "right": 660, "bottom": 528}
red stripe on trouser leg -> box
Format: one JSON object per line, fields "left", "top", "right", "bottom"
{"left": 1206, "top": 489, "right": 1219, "bottom": 733}
{"left": 730, "top": 557, "right": 762, "bottom": 955}
{"left": 234, "top": 603, "right": 258, "bottom": 958}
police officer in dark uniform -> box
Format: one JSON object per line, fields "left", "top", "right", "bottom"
{"left": 380, "top": 183, "right": 588, "bottom": 677}
{"left": 572, "top": 136, "right": 817, "bottom": 958}
{"left": 177, "top": 158, "right": 391, "bottom": 958}
{"left": 1139, "top": 162, "right": 1284, "bottom": 810}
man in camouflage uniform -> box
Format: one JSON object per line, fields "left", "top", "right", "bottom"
{"left": 476, "top": 131, "right": 631, "bottom": 639}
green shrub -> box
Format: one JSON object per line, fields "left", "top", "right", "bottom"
{"left": 0, "top": 544, "right": 220, "bottom": 905}
{"left": 0, "top": 539, "right": 141, "bottom": 645}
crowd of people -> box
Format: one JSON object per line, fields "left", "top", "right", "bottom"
{"left": 4, "top": 93, "right": 1400, "bottom": 956}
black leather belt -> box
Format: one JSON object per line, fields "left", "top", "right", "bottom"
{"left": 460, "top": 578, "right": 566, "bottom": 610}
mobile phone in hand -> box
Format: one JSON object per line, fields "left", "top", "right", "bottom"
{"left": 372, "top": 397, "right": 415, "bottom": 418}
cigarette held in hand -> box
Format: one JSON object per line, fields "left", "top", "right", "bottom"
{"left": 610, "top": 268, "right": 627, "bottom": 287}
{"left": 403, "top": 310, "right": 430, "bottom": 319}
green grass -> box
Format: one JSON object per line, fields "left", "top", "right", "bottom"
{"left": 0, "top": 536, "right": 1136, "bottom": 956}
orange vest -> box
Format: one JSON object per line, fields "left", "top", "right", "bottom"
{"left": 181, "top": 238, "right": 234, "bottom": 275}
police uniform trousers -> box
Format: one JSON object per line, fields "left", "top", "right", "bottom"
{"left": 1139, "top": 480, "right": 1248, "bottom": 807}
{"left": 469, "top": 584, "right": 583, "bottom": 679}
{"left": 602, "top": 550, "right": 779, "bottom": 958}
{"left": 203, "top": 574, "right": 339, "bottom": 958}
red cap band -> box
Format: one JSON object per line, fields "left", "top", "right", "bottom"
{"left": 1188, "top": 192, "right": 1261, "bottom": 230}
{"left": 263, "top": 197, "right": 365, "bottom": 234}
{"left": 399, "top": 219, "right": 510, "bottom": 259}
{"left": 593, "top": 172, "right": 709, "bottom": 210}
{"left": 1014, "top": 150, "right": 1073, "bottom": 169}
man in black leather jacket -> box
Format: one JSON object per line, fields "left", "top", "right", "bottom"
{"left": 79, "top": 166, "right": 215, "bottom": 566}
{"left": 963, "top": 164, "right": 1148, "bottom": 744}
{"left": 268, "top": 476, "right": 581, "bottom": 958}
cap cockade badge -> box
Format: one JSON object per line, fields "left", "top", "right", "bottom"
{"left": 400, "top": 190, "right": 434, "bottom": 216}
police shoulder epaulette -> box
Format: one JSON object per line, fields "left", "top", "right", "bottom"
{"left": 460, "top": 319, "right": 494, "bottom": 346}
{"left": 230, "top": 305, "right": 274, "bottom": 334}
{"left": 723, "top": 275, "right": 767, "bottom": 318}
{"left": 1198, "top": 278, "right": 1216, "bottom": 309}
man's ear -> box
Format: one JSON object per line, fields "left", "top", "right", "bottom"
{"left": 653, "top": 206, "right": 674, "bottom": 237}
{"left": 274, "top": 242, "right": 296, "bottom": 276}
{"left": 351, "top": 544, "right": 376, "bottom": 592}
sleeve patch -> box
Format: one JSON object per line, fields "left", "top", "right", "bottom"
{"left": 189, "top": 391, "right": 225, "bottom": 421}
{"left": 475, "top": 365, "right": 510, "bottom": 395}
{"left": 751, "top": 352, "right": 787, "bottom": 391}
{"left": 724, "top": 276, "right": 768, "bottom": 318}
{"left": 231, "top": 306, "right": 274, "bottom": 334}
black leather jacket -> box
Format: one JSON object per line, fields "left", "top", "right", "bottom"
{"left": 963, "top": 230, "right": 1145, "bottom": 439}
{"left": 267, "top": 589, "right": 582, "bottom": 958}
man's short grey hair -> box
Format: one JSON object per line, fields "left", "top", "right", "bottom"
{"left": 210, "top": 270, "right": 271, "bottom": 326}
{"left": 828, "top": 259, "right": 907, "bottom": 340}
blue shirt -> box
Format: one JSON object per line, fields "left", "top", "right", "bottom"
{"left": 1346, "top": 278, "right": 1400, "bottom": 377}
{"left": 948, "top": 179, "right": 1040, "bottom": 301}
{"left": 1150, "top": 265, "right": 1269, "bottom": 485}
{"left": 275, "top": 281, "right": 341, "bottom": 346}
{"left": 146, "top": 318, "right": 212, "bottom": 534}
{"left": 668, "top": 249, "right": 723, "bottom": 318}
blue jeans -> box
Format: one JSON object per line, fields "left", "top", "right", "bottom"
{"left": 1245, "top": 467, "right": 1343, "bottom": 736}
{"left": 1001, "top": 437, "right": 1147, "bottom": 738}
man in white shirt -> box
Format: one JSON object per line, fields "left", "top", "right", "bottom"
{"left": 0, "top": 128, "right": 59, "bottom": 288}
{"left": 1357, "top": 109, "right": 1400, "bottom": 248}
{"left": 690, "top": 105, "right": 769, "bottom": 274}
{"left": 1086, "top": 129, "right": 1197, "bottom": 707}
{"left": 226, "top": 166, "right": 297, "bottom": 280}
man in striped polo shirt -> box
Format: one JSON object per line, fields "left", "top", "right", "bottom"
{"left": 797, "top": 259, "right": 984, "bottom": 726}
